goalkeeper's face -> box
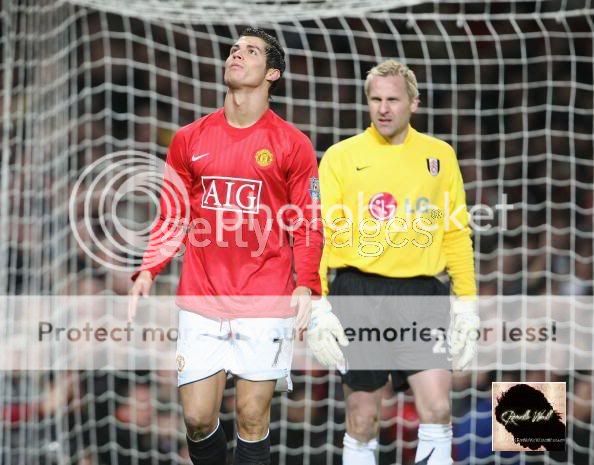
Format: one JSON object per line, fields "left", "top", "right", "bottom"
{"left": 367, "top": 75, "right": 419, "bottom": 143}
{"left": 224, "top": 36, "right": 279, "bottom": 92}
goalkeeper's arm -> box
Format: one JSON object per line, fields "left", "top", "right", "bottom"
{"left": 443, "top": 156, "right": 479, "bottom": 370}
{"left": 444, "top": 227, "right": 479, "bottom": 370}
{"left": 307, "top": 297, "right": 349, "bottom": 368}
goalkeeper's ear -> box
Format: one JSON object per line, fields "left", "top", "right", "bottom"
{"left": 409, "top": 95, "right": 420, "bottom": 113}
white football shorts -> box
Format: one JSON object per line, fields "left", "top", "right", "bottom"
{"left": 176, "top": 309, "right": 294, "bottom": 391}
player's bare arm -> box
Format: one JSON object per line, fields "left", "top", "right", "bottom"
{"left": 128, "top": 270, "right": 153, "bottom": 322}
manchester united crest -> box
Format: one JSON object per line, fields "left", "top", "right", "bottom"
{"left": 426, "top": 158, "right": 440, "bottom": 176}
{"left": 255, "top": 149, "right": 274, "bottom": 167}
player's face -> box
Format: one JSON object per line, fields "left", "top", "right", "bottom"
{"left": 225, "top": 36, "right": 276, "bottom": 91}
{"left": 367, "top": 75, "right": 419, "bottom": 143}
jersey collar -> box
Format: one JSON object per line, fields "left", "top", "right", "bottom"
{"left": 219, "top": 107, "right": 273, "bottom": 136}
{"left": 368, "top": 123, "right": 416, "bottom": 146}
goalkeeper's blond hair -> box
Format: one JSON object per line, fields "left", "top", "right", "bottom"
{"left": 365, "top": 59, "right": 419, "bottom": 101}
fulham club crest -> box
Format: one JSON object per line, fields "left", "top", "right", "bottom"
{"left": 426, "top": 158, "right": 440, "bottom": 176}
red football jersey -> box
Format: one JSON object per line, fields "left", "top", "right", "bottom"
{"left": 134, "top": 108, "right": 323, "bottom": 317}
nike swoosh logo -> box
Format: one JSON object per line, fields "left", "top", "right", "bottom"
{"left": 414, "top": 448, "right": 435, "bottom": 465}
{"left": 356, "top": 166, "right": 370, "bottom": 171}
{"left": 191, "top": 153, "right": 209, "bottom": 162}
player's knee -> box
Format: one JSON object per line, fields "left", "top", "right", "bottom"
{"left": 236, "top": 405, "right": 268, "bottom": 439}
{"left": 346, "top": 410, "right": 379, "bottom": 442}
{"left": 184, "top": 413, "right": 219, "bottom": 441}
{"left": 418, "top": 400, "right": 451, "bottom": 424}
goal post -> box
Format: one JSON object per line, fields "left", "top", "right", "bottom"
{"left": 1, "top": 1, "right": 593, "bottom": 464}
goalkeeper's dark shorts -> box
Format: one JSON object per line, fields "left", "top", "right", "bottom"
{"left": 330, "top": 267, "right": 450, "bottom": 393}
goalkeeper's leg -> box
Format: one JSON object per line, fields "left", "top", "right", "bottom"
{"left": 179, "top": 370, "right": 228, "bottom": 465}
{"left": 342, "top": 377, "right": 386, "bottom": 465}
{"left": 408, "top": 369, "right": 453, "bottom": 465}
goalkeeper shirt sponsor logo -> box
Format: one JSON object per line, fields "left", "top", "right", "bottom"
{"left": 368, "top": 192, "right": 397, "bottom": 220}
{"left": 201, "top": 176, "right": 262, "bottom": 214}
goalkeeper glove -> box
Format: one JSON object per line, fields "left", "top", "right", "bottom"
{"left": 447, "top": 298, "right": 480, "bottom": 370}
{"left": 307, "top": 297, "right": 349, "bottom": 368}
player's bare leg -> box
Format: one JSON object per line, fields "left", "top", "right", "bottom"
{"left": 234, "top": 378, "right": 276, "bottom": 465}
{"left": 179, "top": 370, "right": 228, "bottom": 464}
{"left": 342, "top": 384, "right": 383, "bottom": 465}
{"left": 408, "top": 369, "right": 453, "bottom": 465}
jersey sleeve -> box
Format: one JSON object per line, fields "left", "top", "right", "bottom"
{"left": 131, "top": 129, "right": 192, "bottom": 281}
{"left": 318, "top": 146, "right": 346, "bottom": 296}
{"left": 284, "top": 134, "right": 323, "bottom": 295}
{"left": 442, "top": 153, "right": 477, "bottom": 297}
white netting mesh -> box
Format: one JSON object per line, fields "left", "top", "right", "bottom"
{"left": 1, "top": 0, "right": 593, "bottom": 464}
{"left": 70, "top": 0, "right": 428, "bottom": 23}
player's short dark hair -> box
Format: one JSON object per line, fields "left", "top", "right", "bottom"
{"left": 239, "top": 27, "right": 286, "bottom": 94}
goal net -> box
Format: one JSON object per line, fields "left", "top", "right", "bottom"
{"left": 1, "top": 0, "right": 593, "bottom": 464}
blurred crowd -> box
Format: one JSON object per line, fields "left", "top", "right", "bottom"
{"left": 2, "top": 2, "right": 593, "bottom": 465}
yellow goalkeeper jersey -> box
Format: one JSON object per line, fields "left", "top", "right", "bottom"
{"left": 319, "top": 124, "right": 476, "bottom": 297}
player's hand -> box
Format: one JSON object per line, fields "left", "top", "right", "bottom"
{"left": 447, "top": 298, "right": 480, "bottom": 370}
{"left": 291, "top": 286, "right": 313, "bottom": 334}
{"left": 128, "top": 270, "right": 153, "bottom": 323}
{"left": 307, "top": 297, "right": 349, "bottom": 368}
